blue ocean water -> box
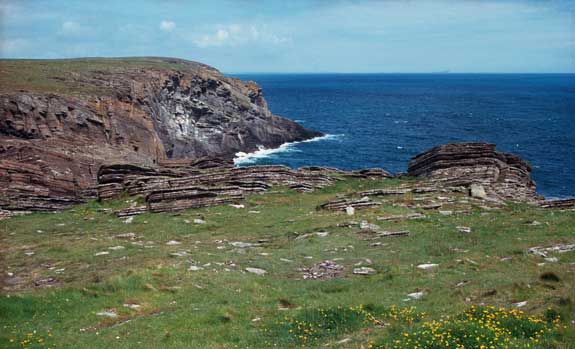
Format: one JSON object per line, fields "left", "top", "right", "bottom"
{"left": 232, "top": 74, "right": 575, "bottom": 198}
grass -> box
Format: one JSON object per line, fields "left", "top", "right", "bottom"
{"left": 1, "top": 177, "right": 574, "bottom": 348}
{"left": 0, "top": 57, "right": 214, "bottom": 97}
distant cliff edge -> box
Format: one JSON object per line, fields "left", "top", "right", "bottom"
{"left": 0, "top": 57, "right": 321, "bottom": 210}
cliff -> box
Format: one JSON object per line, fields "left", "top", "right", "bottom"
{"left": 0, "top": 57, "right": 321, "bottom": 211}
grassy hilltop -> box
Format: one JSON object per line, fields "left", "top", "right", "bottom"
{"left": 0, "top": 57, "right": 217, "bottom": 97}
{"left": 1, "top": 177, "right": 574, "bottom": 348}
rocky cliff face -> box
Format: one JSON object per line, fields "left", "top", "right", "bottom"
{"left": 407, "top": 142, "right": 542, "bottom": 203}
{"left": 151, "top": 71, "right": 320, "bottom": 158}
{"left": 0, "top": 57, "right": 321, "bottom": 211}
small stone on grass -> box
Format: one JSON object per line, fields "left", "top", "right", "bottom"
{"left": 245, "top": 267, "right": 267, "bottom": 276}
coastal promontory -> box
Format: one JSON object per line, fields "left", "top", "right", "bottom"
{"left": 0, "top": 57, "right": 321, "bottom": 211}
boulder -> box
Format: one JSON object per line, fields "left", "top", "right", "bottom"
{"left": 469, "top": 183, "right": 487, "bottom": 199}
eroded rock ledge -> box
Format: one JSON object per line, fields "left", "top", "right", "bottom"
{"left": 96, "top": 162, "right": 391, "bottom": 216}
{"left": 1, "top": 141, "right": 571, "bottom": 216}
{"left": 407, "top": 142, "right": 543, "bottom": 203}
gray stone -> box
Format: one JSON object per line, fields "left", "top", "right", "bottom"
{"left": 470, "top": 183, "right": 487, "bottom": 199}
{"left": 230, "top": 242, "right": 255, "bottom": 248}
{"left": 353, "top": 267, "right": 377, "bottom": 275}
{"left": 360, "top": 221, "right": 380, "bottom": 230}
{"left": 245, "top": 267, "right": 267, "bottom": 276}
{"left": 417, "top": 263, "right": 438, "bottom": 270}
{"left": 96, "top": 310, "right": 118, "bottom": 318}
{"left": 407, "top": 291, "right": 425, "bottom": 300}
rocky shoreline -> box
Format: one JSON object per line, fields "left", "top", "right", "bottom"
{"left": 4, "top": 138, "right": 573, "bottom": 220}
{"left": 0, "top": 58, "right": 321, "bottom": 213}
{"left": 1, "top": 58, "right": 573, "bottom": 217}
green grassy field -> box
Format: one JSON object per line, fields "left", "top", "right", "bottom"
{"left": 1, "top": 177, "right": 574, "bottom": 348}
{"left": 0, "top": 57, "right": 209, "bottom": 97}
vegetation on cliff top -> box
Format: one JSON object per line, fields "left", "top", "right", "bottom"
{"left": 1, "top": 177, "right": 574, "bottom": 348}
{"left": 0, "top": 57, "right": 218, "bottom": 96}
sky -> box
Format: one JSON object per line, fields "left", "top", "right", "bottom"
{"left": 0, "top": 0, "right": 574, "bottom": 73}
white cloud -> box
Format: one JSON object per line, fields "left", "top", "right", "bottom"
{"left": 194, "top": 24, "right": 290, "bottom": 48}
{"left": 61, "top": 21, "right": 81, "bottom": 33}
{"left": 1, "top": 38, "right": 31, "bottom": 56}
{"left": 160, "top": 20, "right": 176, "bottom": 32}
{"left": 58, "top": 21, "right": 95, "bottom": 37}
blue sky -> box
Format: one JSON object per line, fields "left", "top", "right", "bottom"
{"left": 1, "top": 0, "right": 574, "bottom": 73}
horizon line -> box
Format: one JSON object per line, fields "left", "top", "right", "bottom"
{"left": 1, "top": 57, "right": 573, "bottom": 74}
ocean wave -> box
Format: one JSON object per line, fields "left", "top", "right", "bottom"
{"left": 233, "top": 134, "right": 341, "bottom": 166}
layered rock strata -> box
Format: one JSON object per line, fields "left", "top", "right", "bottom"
{"left": 319, "top": 197, "right": 382, "bottom": 211}
{"left": 407, "top": 142, "right": 542, "bottom": 203}
{"left": 0, "top": 57, "right": 322, "bottom": 211}
{"left": 97, "top": 163, "right": 337, "bottom": 215}
{"left": 539, "top": 198, "right": 575, "bottom": 210}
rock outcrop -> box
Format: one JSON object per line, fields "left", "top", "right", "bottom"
{"left": 0, "top": 58, "right": 557, "bottom": 213}
{"left": 407, "top": 142, "right": 542, "bottom": 203}
{"left": 538, "top": 198, "right": 575, "bottom": 210}
{"left": 319, "top": 197, "right": 382, "bottom": 211}
{"left": 96, "top": 162, "right": 337, "bottom": 215}
{"left": 0, "top": 57, "right": 321, "bottom": 211}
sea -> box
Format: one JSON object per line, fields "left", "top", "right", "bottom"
{"left": 231, "top": 74, "right": 575, "bottom": 199}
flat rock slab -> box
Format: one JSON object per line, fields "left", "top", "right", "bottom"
{"left": 528, "top": 244, "right": 575, "bottom": 257}
{"left": 115, "top": 233, "right": 137, "bottom": 239}
{"left": 417, "top": 263, "right": 439, "bottom": 270}
{"left": 407, "top": 291, "right": 425, "bottom": 300}
{"left": 320, "top": 196, "right": 381, "bottom": 211}
{"left": 353, "top": 267, "right": 377, "bottom": 275}
{"left": 96, "top": 311, "right": 118, "bottom": 318}
{"left": 230, "top": 242, "right": 257, "bottom": 248}
{"left": 356, "top": 230, "right": 410, "bottom": 238}
{"left": 377, "top": 213, "right": 426, "bottom": 221}
{"left": 245, "top": 267, "right": 267, "bottom": 276}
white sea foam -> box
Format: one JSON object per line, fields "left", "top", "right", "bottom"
{"left": 233, "top": 134, "right": 341, "bottom": 166}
